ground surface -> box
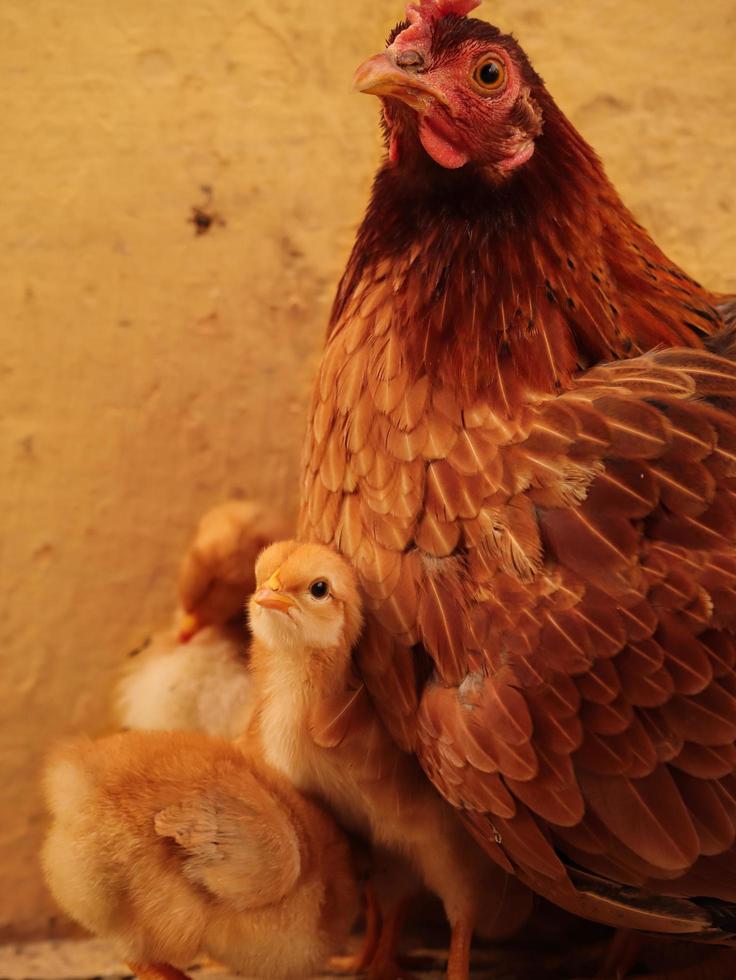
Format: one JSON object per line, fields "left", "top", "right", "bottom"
{"left": 4, "top": 935, "right": 736, "bottom": 979}
{"left": 0, "top": 937, "right": 492, "bottom": 980}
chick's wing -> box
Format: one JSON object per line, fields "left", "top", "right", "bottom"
{"left": 154, "top": 787, "right": 301, "bottom": 909}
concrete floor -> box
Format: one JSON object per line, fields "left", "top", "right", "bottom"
{"left": 0, "top": 938, "right": 460, "bottom": 980}
{"left": 0, "top": 936, "right": 575, "bottom": 980}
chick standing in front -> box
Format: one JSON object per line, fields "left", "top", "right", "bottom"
{"left": 42, "top": 730, "right": 358, "bottom": 980}
{"left": 248, "top": 540, "right": 531, "bottom": 979}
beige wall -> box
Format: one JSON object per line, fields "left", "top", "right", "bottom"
{"left": 1, "top": 0, "right": 734, "bottom": 940}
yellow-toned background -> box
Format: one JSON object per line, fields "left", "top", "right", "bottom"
{"left": 1, "top": 0, "right": 735, "bottom": 940}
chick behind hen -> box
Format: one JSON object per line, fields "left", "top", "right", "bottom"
{"left": 116, "top": 625, "right": 253, "bottom": 738}
{"left": 116, "top": 498, "right": 288, "bottom": 736}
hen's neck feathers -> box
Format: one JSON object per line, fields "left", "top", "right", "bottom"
{"left": 332, "top": 93, "right": 722, "bottom": 410}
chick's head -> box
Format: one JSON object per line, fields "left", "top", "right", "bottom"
{"left": 249, "top": 541, "right": 363, "bottom": 658}
{"left": 178, "top": 499, "right": 289, "bottom": 641}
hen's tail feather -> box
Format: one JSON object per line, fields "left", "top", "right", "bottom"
{"left": 568, "top": 867, "right": 736, "bottom": 945}
{"left": 691, "top": 898, "right": 736, "bottom": 943}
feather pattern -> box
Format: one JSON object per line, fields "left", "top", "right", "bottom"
{"left": 301, "top": 321, "right": 736, "bottom": 919}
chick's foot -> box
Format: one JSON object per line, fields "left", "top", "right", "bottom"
{"left": 446, "top": 917, "right": 473, "bottom": 980}
{"left": 329, "top": 883, "right": 381, "bottom": 974}
{"left": 127, "top": 963, "right": 192, "bottom": 980}
{"left": 366, "top": 899, "right": 419, "bottom": 980}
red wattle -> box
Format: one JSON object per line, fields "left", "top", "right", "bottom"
{"left": 419, "top": 116, "right": 469, "bottom": 170}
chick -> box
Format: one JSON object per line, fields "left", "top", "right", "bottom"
{"left": 247, "top": 542, "right": 531, "bottom": 980}
{"left": 41, "top": 730, "right": 359, "bottom": 980}
{"left": 115, "top": 625, "right": 253, "bottom": 738}
{"left": 116, "top": 499, "right": 288, "bottom": 736}
{"left": 178, "top": 499, "right": 289, "bottom": 640}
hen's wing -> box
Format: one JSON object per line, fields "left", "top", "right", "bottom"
{"left": 300, "top": 307, "right": 736, "bottom": 925}
{"left": 154, "top": 783, "right": 301, "bottom": 909}
{"left": 413, "top": 350, "right": 736, "bottom": 916}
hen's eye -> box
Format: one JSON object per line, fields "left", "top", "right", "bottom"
{"left": 472, "top": 58, "right": 506, "bottom": 92}
{"left": 309, "top": 580, "right": 330, "bottom": 599}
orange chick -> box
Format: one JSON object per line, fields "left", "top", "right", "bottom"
{"left": 178, "top": 499, "right": 290, "bottom": 641}
{"left": 41, "top": 730, "right": 359, "bottom": 980}
{"left": 115, "top": 498, "right": 288, "bottom": 735}
{"left": 247, "top": 541, "right": 531, "bottom": 979}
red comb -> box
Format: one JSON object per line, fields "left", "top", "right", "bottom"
{"left": 395, "top": 0, "right": 482, "bottom": 48}
{"left": 409, "top": 0, "right": 481, "bottom": 19}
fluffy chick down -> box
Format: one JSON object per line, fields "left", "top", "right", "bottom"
{"left": 42, "top": 730, "right": 358, "bottom": 978}
{"left": 115, "top": 624, "right": 253, "bottom": 738}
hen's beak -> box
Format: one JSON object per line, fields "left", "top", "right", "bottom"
{"left": 353, "top": 52, "right": 449, "bottom": 111}
{"left": 254, "top": 589, "right": 296, "bottom": 614}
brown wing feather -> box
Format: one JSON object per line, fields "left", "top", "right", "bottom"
{"left": 410, "top": 350, "right": 736, "bottom": 906}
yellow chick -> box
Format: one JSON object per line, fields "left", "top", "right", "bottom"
{"left": 115, "top": 625, "right": 253, "bottom": 738}
{"left": 41, "top": 730, "right": 358, "bottom": 980}
{"left": 115, "top": 499, "right": 288, "bottom": 736}
{"left": 247, "top": 541, "right": 531, "bottom": 980}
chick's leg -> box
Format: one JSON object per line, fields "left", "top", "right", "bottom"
{"left": 127, "top": 963, "right": 192, "bottom": 980}
{"left": 445, "top": 916, "right": 473, "bottom": 980}
{"left": 329, "top": 882, "right": 381, "bottom": 973}
{"left": 367, "top": 898, "right": 419, "bottom": 980}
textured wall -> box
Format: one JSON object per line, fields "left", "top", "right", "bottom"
{"left": 1, "top": 0, "right": 734, "bottom": 940}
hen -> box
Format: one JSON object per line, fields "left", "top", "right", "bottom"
{"left": 42, "top": 730, "right": 358, "bottom": 980}
{"left": 299, "top": 0, "right": 736, "bottom": 945}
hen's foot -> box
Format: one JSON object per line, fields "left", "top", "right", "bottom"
{"left": 366, "top": 961, "right": 420, "bottom": 980}
{"left": 597, "top": 929, "right": 640, "bottom": 978}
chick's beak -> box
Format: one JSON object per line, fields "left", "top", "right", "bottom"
{"left": 353, "top": 52, "right": 450, "bottom": 111}
{"left": 253, "top": 588, "right": 296, "bottom": 614}
{"left": 178, "top": 613, "right": 201, "bottom": 644}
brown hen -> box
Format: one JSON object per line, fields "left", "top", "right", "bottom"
{"left": 299, "top": 0, "right": 736, "bottom": 943}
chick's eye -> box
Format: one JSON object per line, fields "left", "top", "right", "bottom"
{"left": 472, "top": 57, "right": 506, "bottom": 92}
{"left": 309, "top": 580, "right": 330, "bottom": 600}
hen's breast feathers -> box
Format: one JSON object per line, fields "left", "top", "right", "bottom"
{"left": 327, "top": 107, "right": 723, "bottom": 417}
{"left": 299, "top": 255, "right": 736, "bottom": 920}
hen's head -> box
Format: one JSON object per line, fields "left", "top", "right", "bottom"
{"left": 355, "top": 0, "right": 544, "bottom": 176}
{"left": 249, "top": 541, "right": 363, "bottom": 658}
